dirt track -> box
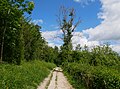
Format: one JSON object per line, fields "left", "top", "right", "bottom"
{"left": 37, "top": 67, "right": 74, "bottom": 89}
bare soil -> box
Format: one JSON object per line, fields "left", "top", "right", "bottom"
{"left": 37, "top": 67, "right": 74, "bottom": 89}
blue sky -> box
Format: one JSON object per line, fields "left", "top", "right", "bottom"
{"left": 27, "top": 0, "right": 120, "bottom": 54}
{"left": 30, "top": 0, "right": 101, "bottom": 32}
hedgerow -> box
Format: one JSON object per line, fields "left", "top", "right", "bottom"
{"left": 63, "top": 63, "right": 120, "bottom": 89}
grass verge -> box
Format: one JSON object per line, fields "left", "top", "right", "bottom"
{"left": 0, "top": 60, "right": 56, "bottom": 89}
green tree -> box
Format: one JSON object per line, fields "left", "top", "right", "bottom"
{"left": 90, "top": 45, "right": 120, "bottom": 66}
{"left": 22, "top": 21, "right": 46, "bottom": 61}
{"left": 53, "top": 46, "right": 59, "bottom": 65}
{"left": 0, "top": 0, "right": 34, "bottom": 64}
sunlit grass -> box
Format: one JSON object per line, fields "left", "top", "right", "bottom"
{"left": 0, "top": 60, "right": 56, "bottom": 89}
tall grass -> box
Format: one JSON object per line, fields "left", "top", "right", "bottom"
{"left": 0, "top": 60, "right": 56, "bottom": 89}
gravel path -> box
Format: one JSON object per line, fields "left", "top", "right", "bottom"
{"left": 37, "top": 67, "right": 74, "bottom": 89}
{"left": 56, "top": 71, "right": 73, "bottom": 89}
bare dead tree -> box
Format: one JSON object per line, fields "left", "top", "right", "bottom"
{"left": 57, "top": 6, "right": 81, "bottom": 50}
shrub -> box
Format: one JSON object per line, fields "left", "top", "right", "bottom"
{"left": 63, "top": 63, "right": 120, "bottom": 89}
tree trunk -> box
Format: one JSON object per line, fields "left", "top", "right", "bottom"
{"left": 0, "top": 22, "right": 6, "bottom": 63}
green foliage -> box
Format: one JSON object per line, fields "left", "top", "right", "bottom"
{"left": 41, "top": 46, "right": 59, "bottom": 63}
{"left": 57, "top": 49, "right": 73, "bottom": 65}
{"left": 22, "top": 20, "right": 45, "bottom": 61}
{"left": 21, "top": 19, "right": 58, "bottom": 63}
{"left": 63, "top": 63, "right": 120, "bottom": 89}
{"left": 61, "top": 45, "right": 120, "bottom": 89}
{"left": 89, "top": 45, "right": 120, "bottom": 66}
{"left": 0, "top": 0, "right": 34, "bottom": 64}
{"left": 1, "top": 1, "right": 120, "bottom": 89}
{"left": 0, "top": 0, "right": 58, "bottom": 65}
{"left": 53, "top": 46, "right": 59, "bottom": 65}
{"left": 64, "top": 70, "right": 86, "bottom": 89}
{"left": 0, "top": 60, "right": 56, "bottom": 89}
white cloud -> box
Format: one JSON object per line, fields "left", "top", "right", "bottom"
{"left": 48, "top": 43, "right": 61, "bottom": 48}
{"left": 42, "top": 30, "right": 99, "bottom": 49}
{"left": 72, "top": 32, "right": 99, "bottom": 49}
{"left": 111, "top": 45, "right": 120, "bottom": 54}
{"left": 81, "top": 0, "right": 120, "bottom": 54}
{"left": 74, "top": 0, "right": 80, "bottom": 3}
{"left": 42, "top": 30, "right": 120, "bottom": 54}
{"left": 84, "top": 0, "right": 120, "bottom": 41}
{"left": 74, "top": 0, "right": 95, "bottom": 5}
{"left": 42, "top": 30, "right": 63, "bottom": 48}
{"left": 50, "top": 25, "right": 59, "bottom": 29}
{"left": 41, "top": 0, "right": 120, "bottom": 54}
{"left": 42, "top": 30, "right": 62, "bottom": 41}
{"left": 32, "top": 19, "right": 43, "bottom": 25}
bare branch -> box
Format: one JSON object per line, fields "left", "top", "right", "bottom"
{"left": 53, "top": 35, "right": 63, "bottom": 40}
{"left": 56, "top": 6, "right": 81, "bottom": 50}
{"left": 72, "top": 19, "right": 81, "bottom": 32}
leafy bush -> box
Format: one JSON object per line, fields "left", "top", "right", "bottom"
{"left": 63, "top": 63, "right": 120, "bottom": 89}
{"left": 0, "top": 60, "right": 56, "bottom": 89}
